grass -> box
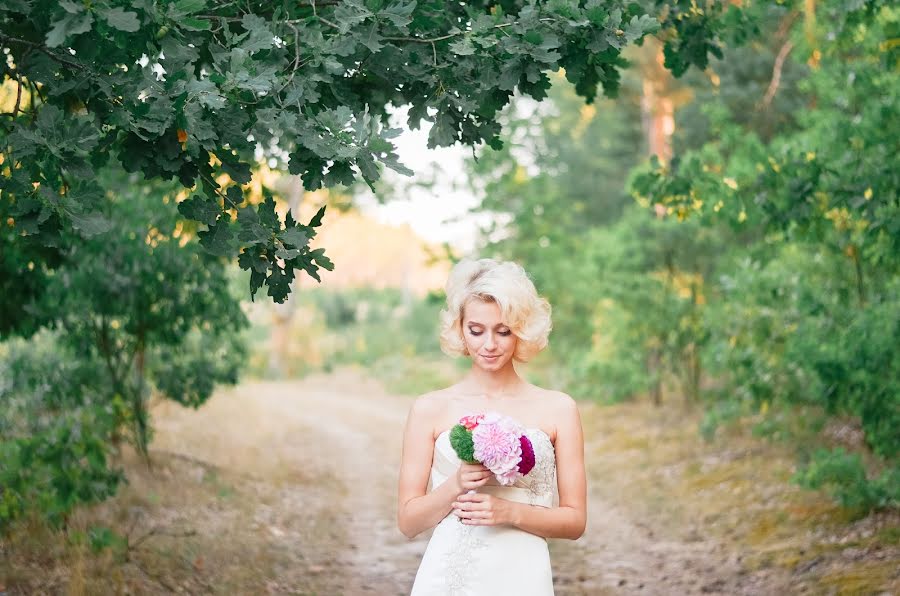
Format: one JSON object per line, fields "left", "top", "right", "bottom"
{"left": 1, "top": 446, "right": 345, "bottom": 595}
{"left": 577, "top": 398, "right": 900, "bottom": 593}
{"left": 366, "top": 354, "right": 462, "bottom": 396}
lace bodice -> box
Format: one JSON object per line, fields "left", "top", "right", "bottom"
{"left": 431, "top": 427, "right": 557, "bottom": 507}
{"left": 412, "top": 428, "right": 558, "bottom": 595}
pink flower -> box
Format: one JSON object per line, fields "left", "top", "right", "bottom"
{"left": 472, "top": 413, "right": 523, "bottom": 484}
{"left": 495, "top": 467, "right": 520, "bottom": 486}
{"left": 459, "top": 414, "right": 485, "bottom": 431}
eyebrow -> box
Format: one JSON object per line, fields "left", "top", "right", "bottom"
{"left": 466, "top": 321, "right": 509, "bottom": 328}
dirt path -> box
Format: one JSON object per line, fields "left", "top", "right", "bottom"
{"left": 145, "top": 369, "right": 801, "bottom": 595}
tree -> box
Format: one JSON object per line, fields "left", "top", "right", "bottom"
{"left": 1, "top": 0, "right": 747, "bottom": 309}
{"left": 1, "top": 170, "right": 248, "bottom": 528}
{"left": 630, "top": 0, "right": 900, "bottom": 457}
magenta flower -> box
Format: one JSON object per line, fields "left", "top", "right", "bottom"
{"left": 449, "top": 412, "right": 537, "bottom": 486}
{"left": 518, "top": 435, "right": 535, "bottom": 475}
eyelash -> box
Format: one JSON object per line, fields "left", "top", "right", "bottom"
{"left": 469, "top": 330, "right": 511, "bottom": 337}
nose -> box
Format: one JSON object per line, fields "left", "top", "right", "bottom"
{"left": 484, "top": 333, "right": 497, "bottom": 350}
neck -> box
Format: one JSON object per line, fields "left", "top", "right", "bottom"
{"left": 463, "top": 360, "right": 524, "bottom": 398}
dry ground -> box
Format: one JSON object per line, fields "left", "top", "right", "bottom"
{"left": 2, "top": 368, "right": 897, "bottom": 595}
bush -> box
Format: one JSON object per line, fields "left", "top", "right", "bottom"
{"left": 0, "top": 335, "right": 122, "bottom": 530}
{"left": 794, "top": 448, "right": 899, "bottom": 515}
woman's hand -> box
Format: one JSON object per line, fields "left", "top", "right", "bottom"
{"left": 451, "top": 492, "right": 516, "bottom": 526}
{"left": 454, "top": 462, "right": 492, "bottom": 494}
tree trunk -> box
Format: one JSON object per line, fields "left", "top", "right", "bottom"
{"left": 648, "top": 347, "right": 663, "bottom": 407}
{"left": 639, "top": 40, "right": 675, "bottom": 164}
{"left": 685, "top": 281, "right": 703, "bottom": 404}
{"left": 133, "top": 335, "right": 150, "bottom": 463}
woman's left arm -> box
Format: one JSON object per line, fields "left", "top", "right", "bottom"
{"left": 452, "top": 394, "right": 587, "bottom": 540}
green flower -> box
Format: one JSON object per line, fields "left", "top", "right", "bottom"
{"left": 449, "top": 424, "right": 478, "bottom": 464}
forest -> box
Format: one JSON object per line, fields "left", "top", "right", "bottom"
{"left": 1, "top": 0, "right": 897, "bottom": 593}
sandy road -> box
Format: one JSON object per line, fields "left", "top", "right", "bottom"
{"left": 150, "top": 370, "right": 786, "bottom": 595}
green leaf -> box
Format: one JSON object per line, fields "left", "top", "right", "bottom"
{"left": 186, "top": 77, "right": 226, "bottom": 110}
{"left": 279, "top": 227, "right": 309, "bottom": 248}
{"left": 379, "top": 1, "right": 416, "bottom": 28}
{"left": 324, "top": 161, "right": 357, "bottom": 187}
{"left": 46, "top": 11, "right": 94, "bottom": 47}
{"left": 240, "top": 14, "right": 275, "bottom": 54}
{"left": 359, "top": 22, "right": 384, "bottom": 53}
{"left": 334, "top": 1, "right": 373, "bottom": 33}
{"left": 101, "top": 7, "right": 140, "bottom": 32}
{"left": 449, "top": 37, "right": 476, "bottom": 56}
{"left": 238, "top": 247, "right": 269, "bottom": 274}
{"left": 381, "top": 153, "right": 414, "bottom": 177}
{"left": 198, "top": 216, "right": 236, "bottom": 256}
{"left": 624, "top": 15, "right": 657, "bottom": 43}
{"left": 308, "top": 206, "right": 327, "bottom": 228}
{"left": 275, "top": 247, "right": 302, "bottom": 259}
{"left": 180, "top": 17, "right": 211, "bottom": 31}
{"left": 256, "top": 195, "right": 279, "bottom": 230}
{"left": 428, "top": 110, "right": 458, "bottom": 148}
{"left": 172, "top": 0, "right": 206, "bottom": 16}
{"left": 219, "top": 154, "right": 252, "bottom": 185}
{"left": 68, "top": 211, "right": 112, "bottom": 237}
{"left": 177, "top": 194, "right": 220, "bottom": 226}
{"left": 59, "top": 0, "right": 82, "bottom": 14}
{"left": 309, "top": 248, "right": 334, "bottom": 271}
{"left": 266, "top": 264, "right": 296, "bottom": 301}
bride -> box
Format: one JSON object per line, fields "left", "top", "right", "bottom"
{"left": 397, "top": 258, "right": 587, "bottom": 595}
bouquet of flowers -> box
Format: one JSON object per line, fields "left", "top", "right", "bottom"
{"left": 448, "top": 412, "right": 536, "bottom": 486}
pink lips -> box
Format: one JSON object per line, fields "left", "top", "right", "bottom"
{"left": 481, "top": 354, "right": 500, "bottom": 361}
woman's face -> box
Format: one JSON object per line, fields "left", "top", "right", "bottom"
{"left": 461, "top": 298, "right": 518, "bottom": 371}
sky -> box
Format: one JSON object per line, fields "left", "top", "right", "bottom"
{"left": 353, "top": 108, "right": 493, "bottom": 254}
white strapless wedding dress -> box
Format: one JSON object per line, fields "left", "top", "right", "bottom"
{"left": 411, "top": 428, "right": 557, "bottom": 596}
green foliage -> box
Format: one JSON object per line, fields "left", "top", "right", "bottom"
{"left": 0, "top": 0, "right": 733, "bottom": 303}
{"left": 0, "top": 335, "right": 123, "bottom": 530}
{"left": 87, "top": 525, "right": 128, "bottom": 557}
{"left": 26, "top": 173, "right": 248, "bottom": 444}
{"left": 449, "top": 424, "right": 477, "bottom": 464}
{"left": 466, "top": 1, "right": 898, "bottom": 513}
{"left": 698, "top": 400, "right": 746, "bottom": 442}
{"left": 652, "top": 0, "right": 759, "bottom": 77}
{"left": 307, "top": 287, "right": 444, "bottom": 366}
{"left": 466, "top": 76, "right": 648, "bottom": 367}
{"left": 633, "top": 1, "right": 900, "bottom": 509}
{"left": 0, "top": 172, "right": 248, "bottom": 530}
{"left": 794, "top": 449, "right": 899, "bottom": 515}
{"left": 631, "top": 2, "right": 900, "bottom": 459}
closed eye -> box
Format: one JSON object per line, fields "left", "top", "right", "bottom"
{"left": 468, "top": 329, "right": 512, "bottom": 336}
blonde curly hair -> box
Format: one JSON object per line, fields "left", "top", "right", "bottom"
{"left": 439, "top": 258, "right": 552, "bottom": 362}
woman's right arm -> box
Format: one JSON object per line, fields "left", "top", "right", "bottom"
{"left": 396, "top": 396, "right": 490, "bottom": 539}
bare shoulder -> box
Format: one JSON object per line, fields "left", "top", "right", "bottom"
{"left": 527, "top": 385, "right": 580, "bottom": 440}
{"left": 407, "top": 384, "right": 460, "bottom": 426}
{"left": 531, "top": 385, "right": 577, "bottom": 411}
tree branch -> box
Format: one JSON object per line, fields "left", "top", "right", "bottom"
{"left": 199, "top": 171, "right": 242, "bottom": 211}
{"left": 129, "top": 525, "right": 198, "bottom": 551}
{"left": 0, "top": 33, "right": 88, "bottom": 73}
{"left": 760, "top": 40, "right": 794, "bottom": 109}
{"left": 11, "top": 69, "right": 22, "bottom": 117}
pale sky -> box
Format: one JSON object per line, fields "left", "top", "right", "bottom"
{"left": 354, "top": 108, "right": 494, "bottom": 254}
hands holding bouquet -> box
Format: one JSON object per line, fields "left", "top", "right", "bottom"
{"left": 449, "top": 413, "right": 536, "bottom": 526}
